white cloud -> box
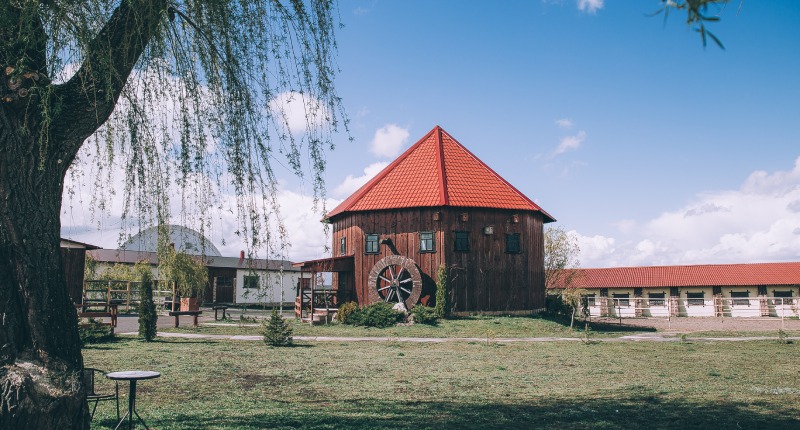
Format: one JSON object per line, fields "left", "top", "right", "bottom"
{"left": 267, "top": 91, "right": 326, "bottom": 136}
{"left": 370, "top": 124, "right": 409, "bottom": 158}
{"left": 573, "top": 157, "right": 800, "bottom": 268}
{"left": 577, "top": 0, "right": 604, "bottom": 14}
{"left": 333, "top": 162, "right": 389, "bottom": 197}
{"left": 555, "top": 118, "right": 574, "bottom": 129}
{"left": 553, "top": 131, "right": 586, "bottom": 156}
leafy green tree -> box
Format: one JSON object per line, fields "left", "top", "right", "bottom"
{"left": 0, "top": 1, "right": 344, "bottom": 427}
{"left": 138, "top": 270, "right": 158, "bottom": 341}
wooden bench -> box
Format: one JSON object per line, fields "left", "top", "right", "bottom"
{"left": 168, "top": 311, "right": 202, "bottom": 328}
{"left": 76, "top": 303, "right": 118, "bottom": 331}
{"left": 212, "top": 305, "right": 229, "bottom": 321}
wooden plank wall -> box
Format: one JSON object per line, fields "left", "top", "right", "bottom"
{"left": 331, "top": 207, "right": 546, "bottom": 312}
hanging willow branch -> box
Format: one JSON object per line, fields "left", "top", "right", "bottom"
{"left": 6, "top": 0, "right": 347, "bottom": 261}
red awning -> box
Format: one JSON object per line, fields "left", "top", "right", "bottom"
{"left": 292, "top": 255, "right": 354, "bottom": 272}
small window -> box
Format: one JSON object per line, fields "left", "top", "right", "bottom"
{"left": 420, "top": 232, "right": 435, "bottom": 253}
{"left": 649, "top": 293, "right": 665, "bottom": 306}
{"left": 669, "top": 287, "right": 680, "bottom": 297}
{"left": 581, "top": 294, "right": 596, "bottom": 307}
{"left": 774, "top": 291, "right": 793, "bottom": 305}
{"left": 730, "top": 291, "right": 750, "bottom": 306}
{"left": 454, "top": 231, "right": 470, "bottom": 252}
{"left": 600, "top": 288, "right": 608, "bottom": 297}
{"left": 634, "top": 287, "right": 643, "bottom": 297}
{"left": 340, "top": 237, "right": 347, "bottom": 255}
{"left": 365, "top": 234, "right": 380, "bottom": 254}
{"left": 687, "top": 292, "right": 705, "bottom": 306}
{"left": 612, "top": 293, "right": 629, "bottom": 307}
{"left": 757, "top": 286, "right": 767, "bottom": 296}
{"left": 243, "top": 275, "right": 259, "bottom": 289}
{"left": 505, "top": 234, "right": 521, "bottom": 254}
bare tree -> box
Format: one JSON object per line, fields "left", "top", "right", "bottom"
{"left": 544, "top": 226, "right": 583, "bottom": 328}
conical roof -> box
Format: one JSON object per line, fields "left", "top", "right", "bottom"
{"left": 327, "top": 126, "right": 554, "bottom": 222}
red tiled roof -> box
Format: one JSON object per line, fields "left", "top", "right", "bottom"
{"left": 327, "top": 126, "right": 554, "bottom": 221}
{"left": 551, "top": 262, "right": 800, "bottom": 289}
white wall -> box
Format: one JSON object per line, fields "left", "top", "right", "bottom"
{"left": 234, "top": 270, "right": 306, "bottom": 305}
{"left": 582, "top": 285, "right": 800, "bottom": 318}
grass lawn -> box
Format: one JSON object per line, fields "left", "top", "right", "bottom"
{"left": 160, "top": 314, "right": 655, "bottom": 338}
{"left": 84, "top": 336, "right": 800, "bottom": 429}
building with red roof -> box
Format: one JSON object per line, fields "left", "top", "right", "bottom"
{"left": 296, "top": 126, "right": 554, "bottom": 315}
{"left": 550, "top": 262, "right": 800, "bottom": 318}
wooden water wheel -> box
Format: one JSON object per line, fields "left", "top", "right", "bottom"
{"left": 367, "top": 255, "right": 423, "bottom": 309}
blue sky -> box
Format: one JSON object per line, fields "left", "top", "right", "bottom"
{"left": 62, "top": 1, "right": 800, "bottom": 267}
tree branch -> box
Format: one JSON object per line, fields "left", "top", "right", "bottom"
{"left": 50, "top": 0, "right": 168, "bottom": 165}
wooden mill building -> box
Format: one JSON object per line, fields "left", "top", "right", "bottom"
{"left": 297, "top": 126, "right": 555, "bottom": 314}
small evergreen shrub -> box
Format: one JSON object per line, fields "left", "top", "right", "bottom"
{"left": 434, "top": 265, "right": 449, "bottom": 318}
{"left": 336, "top": 301, "right": 360, "bottom": 324}
{"left": 348, "top": 302, "right": 403, "bottom": 328}
{"left": 262, "top": 309, "right": 293, "bottom": 346}
{"left": 138, "top": 271, "right": 158, "bottom": 341}
{"left": 79, "top": 319, "right": 114, "bottom": 346}
{"left": 410, "top": 305, "right": 438, "bottom": 325}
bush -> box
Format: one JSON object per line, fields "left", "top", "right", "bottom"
{"left": 410, "top": 305, "right": 438, "bottom": 325}
{"left": 262, "top": 309, "right": 293, "bottom": 346}
{"left": 545, "top": 293, "right": 570, "bottom": 316}
{"left": 336, "top": 301, "right": 360, "bottom": 324}
{"left": 79, "top": 319, "right": 114, "bottom": 346}
{"left": 348, "top": 302, "right": 404, "bottom": 328}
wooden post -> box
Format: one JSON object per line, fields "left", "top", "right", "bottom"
{"left": 310, "top": 270, "right": 315, "bottom": 324}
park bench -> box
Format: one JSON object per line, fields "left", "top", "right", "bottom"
{"left": 212, "top": 305, "right": 229, "bottom": 320}
{"left": 76, "top": 303, "right": 118, "bottom": 333}
{"left": 168, "top": 310, "right": 202, "bottom": 328}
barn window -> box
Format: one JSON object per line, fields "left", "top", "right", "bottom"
{"left": 730, "top": 291, "right": 750, "bottom": 306}
{"left": 505, "top": 234, "right": 521, "bottom": 253}
{"left": 612, "top": 293, "right": 629, "bottom": 306}
{"left": 454, "top": 231, "right": 470, "bottom": 252}
{"left": 687, "top": 292, "right": 705, "bottom": 306}
{"left": 420, "top": 232, "right": 435, "bottom": 253}
{"left": 243, "top": 275, "right": 259, "bottom": 289}
{"left": 365, "top": 234, "right": 380, "bottom": 254}
{"left": 340, "top": 237, "right": 347, "bottom": 255}
{"left": 581, "top": 294, "right": 596, "bottom": 306}
{"left": 649, "top": 292, "right": 665, "bottom": 306}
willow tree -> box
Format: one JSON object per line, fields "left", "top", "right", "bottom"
{"left": 0, "top": 1, "right": 344, "bottom": 427}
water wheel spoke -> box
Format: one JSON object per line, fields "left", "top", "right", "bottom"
{"left": 388, "top": 266, "right": 396, "bottom": 281}
{"left": 377, "top": 285, "right": 392, "bottom": 292}
{"left": 399, "top": 278, "right": 413, "bottom": 284}
{"left": 399, "top": 286, "right": 411, "bottom": 294}
{"left": 379, "top": 276, "right": 393, "bottom": 284}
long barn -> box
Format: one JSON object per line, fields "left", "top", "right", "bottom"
{"left": 296, "top": 126, "right": 554, "bottom": 315}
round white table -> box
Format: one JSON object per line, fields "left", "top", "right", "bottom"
{"left": 106, "top": 370, "right": 161, "bottom": 430}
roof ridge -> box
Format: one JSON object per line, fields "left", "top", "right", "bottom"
{"left": 435, "top": 125, "right": 449, "bottom": 206}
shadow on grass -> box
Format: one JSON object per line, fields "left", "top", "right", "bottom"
{"left": 535, "top": 312, "right": 657, "bottom": 333}
{"left": 142, "top": 395, "right": 800, "bottom": 430}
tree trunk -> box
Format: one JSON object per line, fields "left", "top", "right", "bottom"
{"left": 0, "top": 120, "right": 89, "bottom": 428}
